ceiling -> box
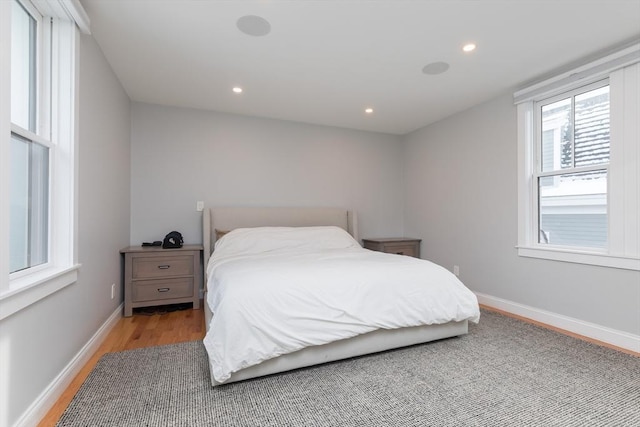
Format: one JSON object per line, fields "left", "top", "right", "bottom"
{"left": 81, "top": 0, "right": 640, "bottom": 135}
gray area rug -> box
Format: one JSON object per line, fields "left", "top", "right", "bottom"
{"left": 57, "top": 310, "right": 640, "bottom": 426}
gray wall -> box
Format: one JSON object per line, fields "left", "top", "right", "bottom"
{"left": 0, "top": 34, "right": 131, "bottom": 426}
{"left": 402, "top": 93, "right": 640, "bottom": 335}
{"left": 130, "top": 103, "right": 404, "bottom": 246}
{"left": 3, "top": 34, "right": 637, "bottom": 427}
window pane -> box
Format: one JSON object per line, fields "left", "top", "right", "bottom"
{"left": 10, "top": 135, "right": 29, "bottom": 272}
{"left": 10, "top": 133, "right": 49, "bottom": 273}
{"left": 574, "top": 86, "right": 609, "bottom": 167}
{"left": 11, "top": 0, "right": 37, "bottom": 131}
{"left": 541, "top": 98, "right": 571, "bottom": 172}
{"left": 538, "top": 170, "right": 607, "bottom": 249}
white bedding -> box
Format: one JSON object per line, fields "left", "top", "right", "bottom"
{"left": 203, "top": 226, "right": 480, "bottom": 384}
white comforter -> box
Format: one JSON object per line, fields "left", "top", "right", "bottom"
{"left": 203, "top": 226, "right": 480, "bottom": 383}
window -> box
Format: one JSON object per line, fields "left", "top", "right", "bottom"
{"left": 537, "top": 82, "right": 609, "bottom": 250}
{"left": 515, "top": 44, "right": 640, "bottom": 270}
{"left": 1, "top": 0, "right": 89, "bottom": 320}
{"left": 10, "top": 0, "right": 49, "bottom": 274}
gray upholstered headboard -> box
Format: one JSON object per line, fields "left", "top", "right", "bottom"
{"left": 202, "top": 207, "right": 358, "bottom": 290}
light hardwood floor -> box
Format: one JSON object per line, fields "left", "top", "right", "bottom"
{"left": 38, "top": 306, "right": 205, "bottom": 427}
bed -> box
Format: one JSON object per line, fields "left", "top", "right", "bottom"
{"left": 202, "top": 207, "right": 480, "bottom": 386}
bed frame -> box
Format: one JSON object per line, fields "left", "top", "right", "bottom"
{"left": 202, "top": 207, "right": 468, "bottom": 386}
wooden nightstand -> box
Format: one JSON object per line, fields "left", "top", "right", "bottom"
{"left": 362, "top": 238, "right": 422, "bottom": 258}
{"left": 120, "top": 245, "right": 203, "bottom": 317}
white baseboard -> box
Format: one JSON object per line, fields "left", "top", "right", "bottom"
{"left": 14, "top": 304, "right": 123, "bottom": 427}
{"left": 476, "top": 292, "right": 640, "bottom": 353}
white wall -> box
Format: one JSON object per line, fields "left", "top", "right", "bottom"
{"left": 403, "top": 93, "right": 640, "bottom": 336}
{"left": 0, "top": 34, "right": 130, "bottom": 427}
{"left": 130, "top": 103, "right": 404, "bottom": 246}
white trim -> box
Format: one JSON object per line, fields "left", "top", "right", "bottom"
{"left": 517, "top": 246, "right": 640, "bottom": 271}
{"left": 0, "top": 264, "right": 80, "bottom": 320}
{"left": 12, "top": 304, "right": 122, "bottom": 427}
{"left": 1, "top": 1, "right": 12, "bottom": 299}
{"left": 476, "top": 292, "right": 640, "bottom": 353}
{"left": 60, "top": 0, "right": 90, "bottom": 34}
{"left": 514, "top": 42, "right": 640, "bottom": 104}
{"left": 517, "top": 102, "right": 535, "bottom": 247}
{"left": 609, "top": 65, "right": 640, "bottom": 258}
{"left": 49, "top": 17, "right": 77, "bottom": 270}
{"left": 31, "top": 0, "right": 90, "bottom": 34}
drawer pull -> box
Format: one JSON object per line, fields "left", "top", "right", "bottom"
{"left": 157, "top": 265, "right": 171, "bottom": 270}
{"left": 157, "top": 288, "right": 170, "bottom": 292}
{"left": 396, "top": 251, "right": 404, "bottom": 255}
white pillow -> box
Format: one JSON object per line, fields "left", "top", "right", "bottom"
{"left": 213, "top": 226, "right": 359, "bottom": 257}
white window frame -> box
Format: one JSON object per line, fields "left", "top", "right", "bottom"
{"left": 515, "top": 43, "right": 640, "bottom": 271}
{"left": 10, "top": 0, "right": 49, "bottom": 274}
{"left": 0, "top": 0, "right": 90, "bottom": 321}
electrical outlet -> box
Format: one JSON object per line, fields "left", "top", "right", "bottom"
{"left": 453, "top": 265, "right": 460, "bottom": 277}
{"left": 196, "top": 201, "right": 204, "bottom": 212}
{"left": 111, "top": 283, "right": 115, "bottom": 299}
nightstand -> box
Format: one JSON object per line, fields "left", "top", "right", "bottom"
{"left": 120, "top": 245, "right": 203, "bottom": 317}
{"left": 362, "top": 238, "right": 422, "bottom": 258}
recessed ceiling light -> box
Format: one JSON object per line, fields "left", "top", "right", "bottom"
{"left": 365, "top": 108, "right": 374, "bottom": 114}
{"left": 462, "top": 43, "right": 476, "bottom": 53}
{"left": 237, "top": 15, "right": 271, "bottom": 37}
{"left": 232, "top": 87, "right": 243, "bottom": 94}
{"left": 422, "top": 62, "right": 450, "bottom": 75}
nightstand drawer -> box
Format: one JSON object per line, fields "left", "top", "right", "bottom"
{"left": 362, "top": 238, "right": 422, "bottom": 259}
{"left": 385, "top": 244, "right": 417, "bottom": 257}
{"left": 132, "top": 255, "right": 193, "bottom": 279}
{"left": 132, "top": 278, "right": 194, "bottom": 302}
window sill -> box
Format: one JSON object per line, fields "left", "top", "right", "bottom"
{"left": 0, "top": 264, "right": 81, "bottom": 321}
{"left": 517, "top": 246, "right": 639, "bottom": 271}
